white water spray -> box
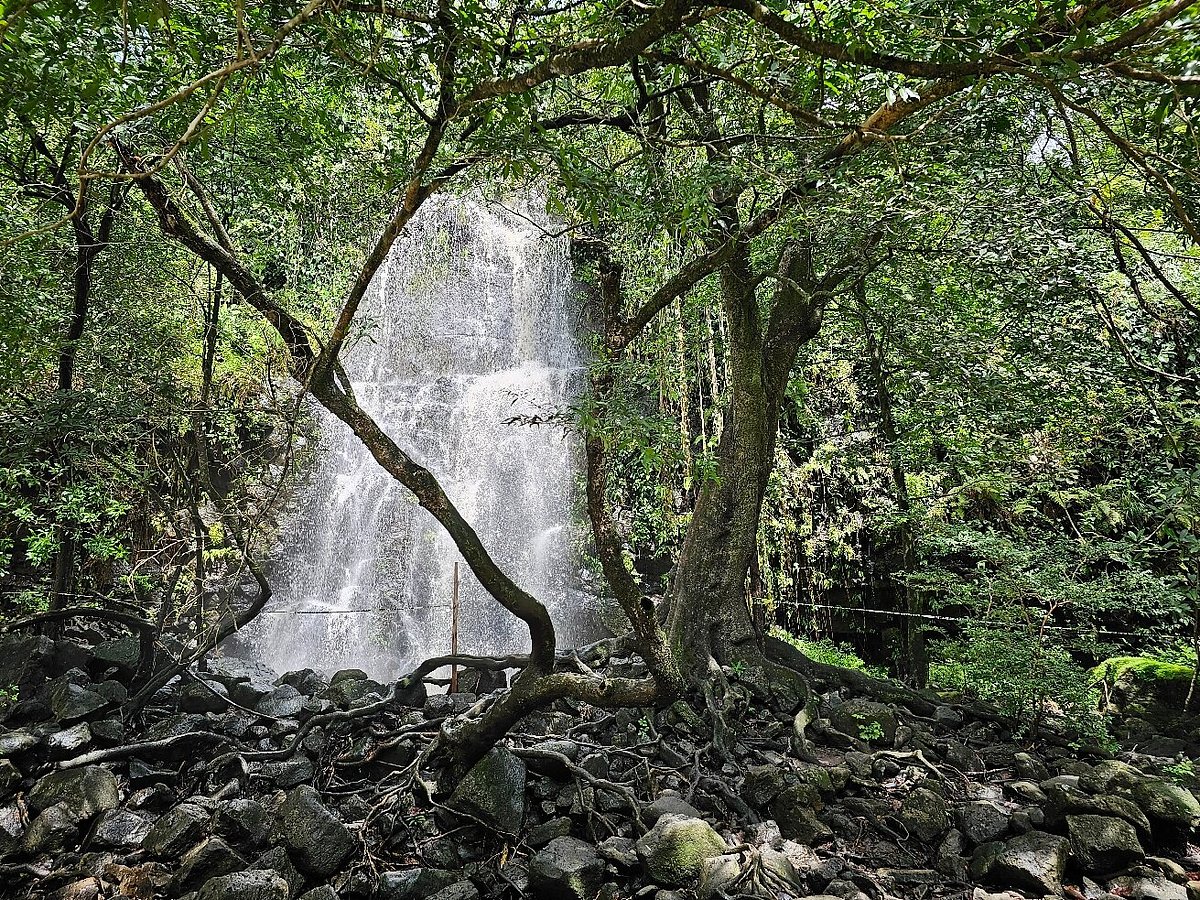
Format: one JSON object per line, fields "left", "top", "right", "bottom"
{"left": 242, "top": 196, "right": 596, "bottom": 680}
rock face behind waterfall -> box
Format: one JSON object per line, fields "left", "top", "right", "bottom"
{"left": 236, "top": 195, "right": 600, "bottom": 680}
{"left": 7, "top": 636, "right": 1200, "bottom": 900}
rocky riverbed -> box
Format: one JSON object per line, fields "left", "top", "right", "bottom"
{"left": 2, "top": 631, "right": 1200, "bottom": 900}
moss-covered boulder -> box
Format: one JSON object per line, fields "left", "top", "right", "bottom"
{"left": 1092, "top": 657, "right": 1194, "bottom": 720}
{"left": 449, "top": 747, "right": 526, "bottom": 834}
{"left": 635, "top": 813, "right": 727, "bottom": 886}
{"left": 827, "top": 699, "right": 897, "bottom": 746}
{"left": 1066, "top": 814, "right": 1144, "bottom": 874}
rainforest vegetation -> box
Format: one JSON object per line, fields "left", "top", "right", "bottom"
{"left": 1, "top": 2, "right": 1199, "bottom": 899}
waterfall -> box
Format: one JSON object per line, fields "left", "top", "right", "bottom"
{"left": 239, "top": 195, "right": 597, "bottom": 680}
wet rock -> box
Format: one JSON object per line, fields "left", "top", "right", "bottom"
{"left": 635, "top": 813, "right": 727, "bottom": 887}
{"left": 92, "top": 636, "right": 140, "bottom": 676}
{"left": 899, "top": 787, "right": 949, "bottom": 842}
{"left": 958, "top": 801, "right": 1010, "bottom": 845}
{"left": 1012, "top": 752, "right": 1051, "bottom": 782}
{"left": 145, "top": 712, "right": 207, "bottom": 741}
{"left": 449, "top": 747, "right": 526, "bottom": 833}
{"left": 528, "top": 816, "right": 574, "bottom": 848}
{"left": 525, "top": 740, "right": 580, "bottom": 779}
{"left": 598, "top": 836, "right": 639, "bottom": 869}
{"left": 274, "top": 784, "right": 354, "bottom": 877}
{"left": 742, "top": 765, "right": 787, "bottom": 808}
{"left": 0, "top": 727, "right": 40, "bottom": 756}
{"left": 377, "top": 868, "right": 458, "bottom": 899}
{"left": 0, "top": 760, "right": 20, "bottom": 796}
{"left": 827, "top": 699, "right": 898, "bottom": 746}
{"left": 128, "top": 757, "right": 177, "bottom": 788}
{"left": 142, "top": 802, "right": 211, "bottom": 857}
{"left": 92, "top": 808, "right": 151, "bottom": 849}
{"left": 41, "top": 676, "right": 107, "bottom": 722}
{"left": 46, "top": 722, "right": 91, "bottom": 758}
{"left": 258, "top": 754, "right": 314, "bottom": 789}
{"left": 20, "top": 803, "right": 78, "bottom": 853}
{"left": 213, "top": 799, "right": 271, "bottom": 849}
{"left": 529, "top": 836, "right": 605, "bottom": 900}
{"left": 29, "top": 766, "right": 118, "bottom": 821}
{"left": 251, "top": 846, "right": 304, "bottom": 897}
{"left": 1067, "top": 814, "right": 1144, "bottom": 875}
{"left": 255, "top": 684, "right": 304, "bottom": 718}
{"left": 277, "top": 669, "right": 328, "bottom": 696}
{"left": 1107, "top": 874, "right": 1189, "bottom": 900}
{"left": 1004, "top": 780, "right": 1047, "bottom": 804}
{"left": 180, "top": 680, "right": 231, "bottom": 713}
{"left": 1080, "top": 760, "right": 1145, "bottom": 794}
{"left": 427, "top": 883, "right": 479, "bottom": 900}
{"left": 330, "top": 668, "right": 370, "bottom": 685}
{"left": 197, "top": 869, "right": 290, "bottom": 900}
{"left": 987, "top": 831, "right": 1069, "bottom": 896}
{"left": 644, "top": 793, "right": 703, "bottom": 825}
{"left": 1132, "top": 779, "right": 1200, "bottom": 834}
{"left": 326, "top": 677, "right": 386, "bottom": 707}
{"left": 171, "top": 836, "right": 248, "bottom": 893}
{"left": 89, "top": 719, "right": 124, "bottom": 745}
{"left": 934, "top": 829, "right": 968, "bottom": 879}
{"left": 299, "top": 888, "right": 340, "bottom": 900}
{"left": 772, "top": 786, "right": 833, "bottom": 845}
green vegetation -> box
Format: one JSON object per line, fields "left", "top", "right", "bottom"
{"left": 0, "top": 0, "right": 1197, "bottom": 766}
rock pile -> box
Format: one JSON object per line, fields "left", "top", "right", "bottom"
{"left": 1, "top": 632, "right": 1200, "bottom": 899}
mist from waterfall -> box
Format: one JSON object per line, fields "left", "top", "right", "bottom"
{"left": 241, "top": 195, "right": 595, "bottom": 680}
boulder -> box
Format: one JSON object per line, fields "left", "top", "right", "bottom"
{"left": 277, "top": 669, "right": 328, "bottom": 696}
{"left": 987, "top": 831, "right": 1069, "bottom": 896}
{"left": 41, "top": 676, "right": 107, "bottom": 722}
{"left": 92, "top": 636, "right": 141, "bottom": 675}
{"left": 377, "top": 868, "right": 458, "bottom": 899}
{"left": 741, "top": 765, "right": 787, "bottom": 808}
{"left": 1067, "top": 814, "right": 1144, "bottom": 875}
{"left": 197, "top": 869, "right": 290, "bottom": 900}
{"left": 20, "top": 803, "right": 78, "bottom": 853}
{"left": 1080, "top": 759, "right": 1145, "bottom": 794}
{"left": 28, "top": 766, "right": 118, "bottom": 822}
{"left": 1107, "top": 874, "right": 1189, "bottom": 900}
{"left": 255, "top": 684, "right": 304, "bottom": 718}
{"left": 644, "top": 794, "right": 703, "bottom": 825}
{"left": 899, "top": 787, "right": 950, "bottom": 842}
{"left": 528, "top": 836, "right": 605, "bottom": 900}
{"left": 171, "top": 837, "right": 249, "bottom": 893}
{"left": 827, "top": 699, "right": 898, "bottom": 745}
{"left": 0, "top": 728, "right": 40, "bottom": 756}
{"left": 427, "top": 884, "right": 479, "bottom": 900}
{"left": 142, "top": 802, "right": 211, "bottom": 857}
{"left": 635, "top": 813, "right": 728, "bottom": 887}
{"left": 274, "top": 784, "right": 354, "bottom": 877}
{"left": 449, "top": 747, "right": 526, "bottom": 833}
{"left": 180, "top": 680, "right": 231, "bottom": 713}
{"left": 958, "top": 801, "right": 1010, "bottom": 846}
{"left": 213, "top": 799, "right": 271, "bottom": 849}
{"left": 46, "top": 722, "right": 91, "bottom": 758}
{"left": 92, "top": 808, "right": 151, "bottom": 848}
{"left": 1132, "top": 779, "right": 1200, "bottom": 833}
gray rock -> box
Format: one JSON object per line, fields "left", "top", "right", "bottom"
{"left": 255, "top": 684, "right": 304, "bottom": 718}
{"left": 524, "top": 740, "right": 581, "bottom": 779}
{"left": 330, "top": 668, "right": 369, "bottom": 685}
{"left": 41, "top": 676, "right": 107, "bottom": 722}
{"left": 1067, "top": 814, "right": 1144, "bottom": 875}
{"left": 741, "top": 765, "right": 787, "bottom": 808}
{"left": 988, "top": 831, "right": 1069, "bottom": 896}
{"left": 171, "top": 836, "right": 248, "bottom": 893}
{"left": 527, "top": 816, "right": 573, "bottom": 848}
{"left": 1080, "top": 760, "right": 1144, "bottom": 794}
{"left": 20, "top": 803, "right": 77, "bottom": 853}
{"left": 1005, "top": 780, "right": 1048, "bottom": 804}
{"left": 277, "top": 669, "right": 328, "bottom": 696}
{"left": 449, "top": 747, "right": 526, "bottom": 833}
{"left": 145, "top": 712, "right": 208, "bottom": 741}
{"left": 644, "top": 794, "right": 703, "bottom": 825}
{"left": 92, "top": 636, "right": 141, "bottom": 674}
{"left": 934, "top": 829, "right": 968, "bottom": 879}
{"left": 899, "top": 787, "right": 950, "bottom": 842}
{"left": 597, "top": 835, "right": 639, "bottom": 869}
{"left": 827, "top": 699, "right": 898, "bottom": 745}
{"left": 197, "top": 869, "right": 290, "bottom": 900}
{"left": 1107, "top": 874, "right": 1189, "bottom": 900}
{"left": 93, "top": 808, "right": 151, "bottom": 848}
{"left": 46, "top": 722, "right": 91, "bottom": 757}
{"left": 180, "top": 680, "right": 231, "bottom": 713}
{"left": 529, "top": 836, "right": 605, "bottom": 900}
{"left": 0, "top": 760, "right": 19, "bottom": 797}
{"left": 0, "top": 728, "right": 40, "bottom": 756}
{"left": 1132, "top": 780, "right": 1200, "bottom": 832}
{"left": 142, "top": 802, "right": 211, "bottom": 857}
{"left": 28, "top": 766, "right": 118, "bottom": 821}
{"left": 427, "top": 882, "right": 479, "bottom": 900}
{"left": 635, "top": 813, "right": 728, "bottom": 887}
{"left": 377, "top": 868, "right": 458, "bottom": 899}
{"left": 771, "top": 783, "right": 832, "bottom": 844}
{"left": 958, "top": 801, "right": 1010, "bottom": 845}
{"left": 299, "top": 888, "right": 341, "bottom": 900}
{"left": 274, "top": 784, "right": 354, "bottom": 877}
{"left": 258, "top": 755, "right": 314, "bottom": 788}
{"left": 252, "top": 846, "right": 304, "bottom": 897}
{"left": 213, "top": 799, "right": 271, "bottom": 849}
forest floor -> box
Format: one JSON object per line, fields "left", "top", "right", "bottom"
{"left": 1, "top": 630, "right": 1199, "bottom": 900}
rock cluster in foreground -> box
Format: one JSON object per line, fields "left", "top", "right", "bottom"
{"left": 2, "top": 631, "right": 1200, "bottom": 900}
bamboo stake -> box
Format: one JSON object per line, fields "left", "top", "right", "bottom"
{"left": 450, "top": 561, "right": 460, "bottom": 693}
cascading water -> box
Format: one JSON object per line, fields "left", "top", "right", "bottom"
{"left": 240, "top": 195, "right": 597, "bottom": 680}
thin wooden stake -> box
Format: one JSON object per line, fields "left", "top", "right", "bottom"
{"left": 450, "top": 561, "right": 460, "bottom": 693}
